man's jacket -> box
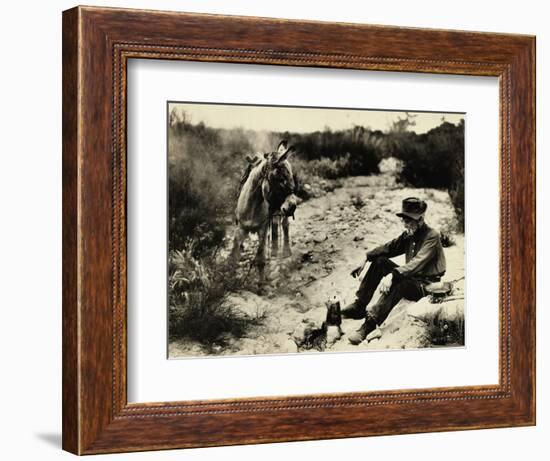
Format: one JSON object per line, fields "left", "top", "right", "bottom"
{"left": 366, "top": 223, "right": 446, "bottom": 281}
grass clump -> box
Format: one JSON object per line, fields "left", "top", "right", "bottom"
{"left": 168, "top": 247, "right": 261, "bottom": 347}
{"left": 349, "top": 192, "right": 366, "bottom": 210}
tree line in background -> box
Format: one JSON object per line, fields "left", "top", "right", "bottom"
{"left": 168, "top": 110, "right": 464, "bottom": 258}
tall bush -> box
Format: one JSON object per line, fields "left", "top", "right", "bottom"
{"left": 280, "top": 126, "right": 384, "bottom": 177}
{"left": 168, "top": 120, "right": 252, "bottom": 255}
{"left": 393, "top": 120, "right": 465, "bottom": 231}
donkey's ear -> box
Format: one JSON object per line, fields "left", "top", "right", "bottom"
{"left": 277, "top": 140, "right": 288, "bottom": 155}
{"left": 276, "top": 145, "right": 294, "bottom": 164}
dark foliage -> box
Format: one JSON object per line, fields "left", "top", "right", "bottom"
{"left": 392, "top": 120, "right": 465, "bottom": 231}
{"left": 428, "top": 310, "right": 465, "bottom": 346}
{"left": 282, "top": 126, "right": 384, "bottom": 177}
{"left": 168, "top": 249, "right": 262, "bottom": 347}
{"left": 168, "top": 121, "right": 252, "bottom": 256}
{"left": 169, "top": 116, "right": 465, "bottom": 253}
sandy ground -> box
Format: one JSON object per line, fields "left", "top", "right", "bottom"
{"left": 169, "top": 174, "right": 465, "bottom": 358}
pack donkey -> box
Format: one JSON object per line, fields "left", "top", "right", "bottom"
{"left": 231, "top": 140, "right": 298, "bottom": 282}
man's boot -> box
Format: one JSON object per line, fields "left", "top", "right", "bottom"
{"left": 341, "top": 300, "right": 366, "bottom": 320}
{"left": 348, "top": 315, "right": 377, "bottom": 345}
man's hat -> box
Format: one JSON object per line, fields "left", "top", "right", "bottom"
{"left": 396, "top": 197, "right": 427, "bottom": 220}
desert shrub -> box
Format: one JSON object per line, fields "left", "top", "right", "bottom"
{"left": 290, "top": 154, "right": 352, "bottom": 182}
{"left": 393, "top": 121, "right": 465, "bottom": 231}
{"left": 427, "top": 311, "right": 465, "bottom": 346}
{"left": 168, "top": 248, "right": 261, "bottom": 346}
{"left": 396, "top": 122, "right": 463, "bottom": 188}
{"left": 279, "top": 126, "right": 384, "bottom": 177}
{"left": 308, "top": 155, "right": 350, "bottom": 179}
{"left": 438, "top": 215, "right": 459, "bottom": 247}
{"left": 439, "top": 232, "right": 456, "bottom": 248}
{"left": 448, "top": 149, "right": 465, "bottom": 232}
{"left": 168, "top": 121, "right": 253, "bottom": 256}
{"left": 291, "top": 158, "right": 344, "bottom": 200}
{"left": 349, "top": 192, "right": 366, "bottom": 210}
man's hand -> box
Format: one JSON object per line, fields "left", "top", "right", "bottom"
{"left": 379, "top": 273, "right": 393, "bottom": 294}
{"left": 350, "top": 264, "right": 364, "bottom": 278}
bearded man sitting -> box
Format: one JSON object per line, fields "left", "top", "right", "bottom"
{"left": 343, "top": 197, "right": 447, "bottom": 345}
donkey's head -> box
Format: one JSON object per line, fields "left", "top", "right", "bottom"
{"left": 263, "top": 140, "right": 298, "bottom": 217}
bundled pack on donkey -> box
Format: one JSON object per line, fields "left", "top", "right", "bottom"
{"left": 230, "top": 140, "right": 298, "bottom": 282}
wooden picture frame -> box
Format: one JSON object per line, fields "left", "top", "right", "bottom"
{"left": 62, "top": 5, "right": 535, "bottom": 455}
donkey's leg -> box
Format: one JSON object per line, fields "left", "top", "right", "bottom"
{"left": 230, "top": 226, "right": 247, "bottom": 266}
{"left": 255, "top": 224, "right": 269, "bottom": 283}
{"left": 282, "top": 216, "right": 292, "bottom": 257}
{"left": 271, "top": 215, "right": 279, "bottom": 258}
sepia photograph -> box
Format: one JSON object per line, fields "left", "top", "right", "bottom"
{"left": 167, "top": 102, "right": 466, "bottom": 358}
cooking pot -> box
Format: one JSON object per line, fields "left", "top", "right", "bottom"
{"left": 425, "top": 276, "right": 465, "bottom": 302}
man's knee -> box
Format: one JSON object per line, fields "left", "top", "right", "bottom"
{"left": 392, "top": 278, "right": 424, "bottom": 301}
{"left": 371, "top": 256, "right": 398, "bottom": 275}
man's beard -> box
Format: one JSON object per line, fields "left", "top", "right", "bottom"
{"left": 404, "top": 223, "right": 419, "bottom": 235}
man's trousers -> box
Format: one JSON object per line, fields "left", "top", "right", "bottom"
{"left": 355, "top": 256, "right": 426, "bottom": 325}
